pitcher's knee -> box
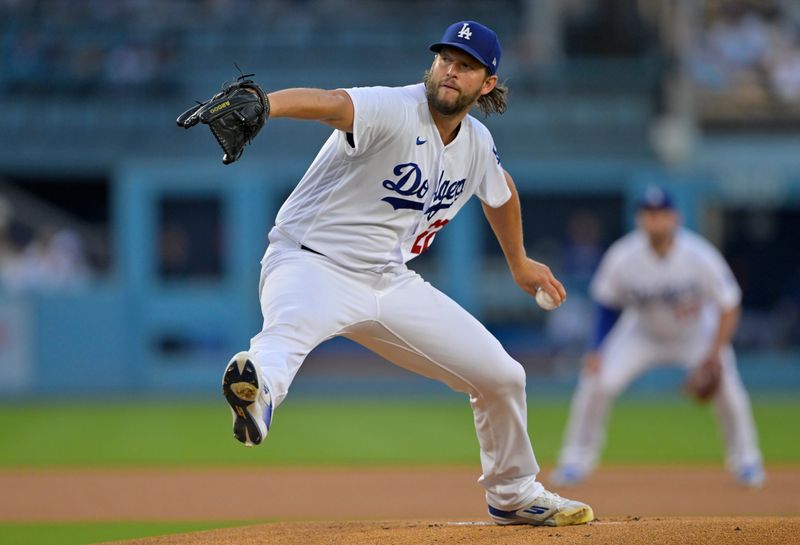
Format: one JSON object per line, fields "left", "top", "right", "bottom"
{"left": 477, "top": 359, "right": 527, "bottom": 397}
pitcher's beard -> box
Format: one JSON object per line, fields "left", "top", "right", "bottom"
{"left": 425, "top": 77, "right": 480, "bottom": 116}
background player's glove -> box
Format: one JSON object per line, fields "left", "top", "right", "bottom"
{"left": 683, "top": 358, "right": 721, "bottom": 403}
{"left": 176, "top": 70, "right": 269, "bottom": 164}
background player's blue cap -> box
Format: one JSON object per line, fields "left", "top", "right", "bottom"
{"left": 638, "top": 186, "right": 675, "bottom": 210}
{"left": 430, "top": 21, "right": 502, "bottom": 75}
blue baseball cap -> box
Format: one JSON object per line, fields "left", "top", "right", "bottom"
{"left": 638, "top": 186, "right": 674, "bottom": 210}
{"left": 430, "top": 21, "right": 502, "bottom": 75}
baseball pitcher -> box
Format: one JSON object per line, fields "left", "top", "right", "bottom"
{"left": 180, "top": 20, "right": 593, "bottom": 526}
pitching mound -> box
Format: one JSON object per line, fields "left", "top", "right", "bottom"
{"left": 102, "top": 517, "right": 799, "bottom": 545}
{"left": 3, "top": 466, "right": 798, "bottom": 544}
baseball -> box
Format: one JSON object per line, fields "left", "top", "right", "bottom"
{"left": 535, "top": 287, "right": 560, "bottom": 311}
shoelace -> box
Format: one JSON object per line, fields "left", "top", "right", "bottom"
{"left": 234, "top": 62, "right": 255, "bottom": 82}
{"left": 537, "top": 490, "right": 565, "bottom": 505}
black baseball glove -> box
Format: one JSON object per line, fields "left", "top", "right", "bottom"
{"left": 177, "top": 70, "right": 270, "bottom": 164}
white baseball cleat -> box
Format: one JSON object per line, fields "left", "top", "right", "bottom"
{"left": 735, "top": 463, "right": 766, "bottom": 489}
{"left": 222, "top": 351, "right": 273, "bottom": 447}
{"left": 549, "top": 464, "right": 588, "bottom": 487}
{"left": 488, "top": 489, "right": 594, "bottom": 526}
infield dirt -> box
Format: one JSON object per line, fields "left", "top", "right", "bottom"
{"left": 2, "top": 466, "right": 798, "bottom": 544}
{"left": 104, "top": 517, "right": 800, "bottom": 545}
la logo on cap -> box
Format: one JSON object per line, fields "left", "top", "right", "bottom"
{"left": 429, "top": 20, "right": 501, "bottom": 75}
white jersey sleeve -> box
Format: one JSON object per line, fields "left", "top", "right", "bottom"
{"left": 342, "top": 86, "right": 409, "bottom": 157}
{"left": 589, "top": 236, "right": 630, "bottom": 308}
{"left": 697, "top": 238, "right": 741, "bottom": 311}
{"left": 473, "top": 129, "right": 511, "bottom": 208}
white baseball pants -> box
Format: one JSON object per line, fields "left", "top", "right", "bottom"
{"left": 558, "top": 314, "right": 763, "bottom": 474}
{"left": 246, "top": 231, "right": 544, "bottom": 509}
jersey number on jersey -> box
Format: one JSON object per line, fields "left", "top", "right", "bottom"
{"left": 411, "top": 219, "right": 449, "bottom": 254}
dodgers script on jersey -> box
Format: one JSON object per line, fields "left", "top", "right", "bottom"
{"left": 591, "top": 229, "right": 741, "bottom": 340}
{"left": 271, "top": 83, "right": 511, "bottom": 271}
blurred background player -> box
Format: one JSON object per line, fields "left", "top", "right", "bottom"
{"left": 551, "top": 186, "right": 765, "bottom": 488}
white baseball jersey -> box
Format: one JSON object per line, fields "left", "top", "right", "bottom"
{"left": 271, "top": 83, "right": 511, "bottom": 272}
{"left": 591, "top": 228, "right": 741, "bottom": 341}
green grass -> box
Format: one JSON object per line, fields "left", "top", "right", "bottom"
{"left": 0, "top": 398, "right": 798, "bottom": 467}
{"left": 0, "top": 398, "right": 795, "bottom": 545}
{"left": 0, "top": 521, "right": 248, "bottom": 545}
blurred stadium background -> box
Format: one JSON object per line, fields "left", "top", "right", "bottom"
{"left": 1, "top": 0, "right": 799, "bottom": 400}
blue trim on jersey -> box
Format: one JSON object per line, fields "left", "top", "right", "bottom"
{"left": 381, "top": 196, "right": 424, "bottom": 211}
{"left": 589, "top": 303, "right": 622, "bottom": 350}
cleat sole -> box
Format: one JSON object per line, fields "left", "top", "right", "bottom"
{"left": 222, "top": 356, "right": 266, "bottom": 446}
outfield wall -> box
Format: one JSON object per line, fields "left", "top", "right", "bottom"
{"left": 2, "top": 150, "right": 799, "bottom": 397}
